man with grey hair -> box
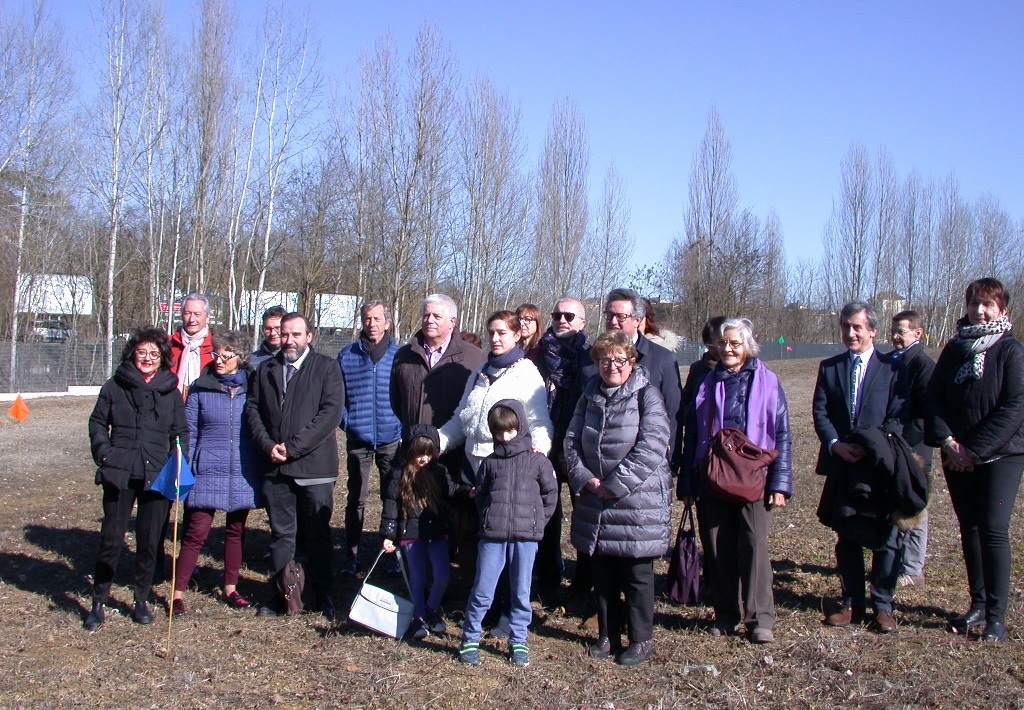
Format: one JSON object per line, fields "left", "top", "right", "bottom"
{"left": 390, "top": 293, "right": 485, "bottom": 584}
{"left": 533, "top": 296, "right": 589, "bottom": 602}
{"left": 170, "top": 292, "right": 214, "bottom": 396}
{"left": 336, "top": 300, "right": 402, "bottom": 575}
{"left": 813, "top": 300, "right": 908, "bottom": 634}
{"left": 390, "top": 294, "right": 485, "bottom": 436}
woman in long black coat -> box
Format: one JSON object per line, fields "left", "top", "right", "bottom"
{"left": 927, "top": 277, "right": 1024, "bottom": 643}
{"left": 85, "top": 327, "right": 188, "bottom": 630}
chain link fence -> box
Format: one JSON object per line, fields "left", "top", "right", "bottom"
{"left": 0, "top": 337, "right": 873, "bottom": 393}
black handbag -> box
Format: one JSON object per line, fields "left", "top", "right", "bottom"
{"left": 667, "top": 503, "right": 701, "bottom": 605}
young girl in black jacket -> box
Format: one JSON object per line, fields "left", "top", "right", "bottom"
{"left": 380, "top": 425, "right": 468, "bottom": 640}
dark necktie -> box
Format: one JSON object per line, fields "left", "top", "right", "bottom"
{"left": 849, "top": 355, "right": 862, "bottom": 422}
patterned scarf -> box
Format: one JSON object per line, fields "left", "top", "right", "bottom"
{"left": 176, "top": 326, "right": 208, "bottom": 392}
{"left": 950, "top": 315, "right": 1013, "bottom": 384}
{"left": 539, "top": 329, "right": 588, "bottom": 393}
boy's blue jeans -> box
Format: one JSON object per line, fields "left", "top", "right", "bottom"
{"left": 462, "top": 539, "right": 538, "bottom": 644}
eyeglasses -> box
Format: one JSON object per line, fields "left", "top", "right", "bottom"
{"left": 211, "top": 352, "right": 238, "bottom": 362}
{"left": 262, "top": 325, "right": 280, "bottom": 333}
{"left": 551, "top": 312, "right": 579, "bottom": 323}
{"left": 519, "top": 316, "right": 536, "bottom": 324}
{"left": 891, "top": 327, "right": 915, "bottom": 336}
{"left": 604, "top": 311, "right": 636, "bottom": 323}
{"left": 598, "top": 356, "right": 632, "bottom": 369}
{"left": 134, "top": 350, "right": 161, "bottom": 361}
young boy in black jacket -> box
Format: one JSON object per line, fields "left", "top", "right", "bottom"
{"left": 458, "top": 399, "right": 558, "bottom": 668}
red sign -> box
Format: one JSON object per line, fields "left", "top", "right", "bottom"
{"left": 159, "top": 302, "right": 183, "bottom": 314}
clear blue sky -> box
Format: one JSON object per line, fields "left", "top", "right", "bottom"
{"left": 50, "top": 0, "right": 1024, "bottom": 270}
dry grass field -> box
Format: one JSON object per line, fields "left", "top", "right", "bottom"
{"left": 2, "top": 357, "right": 1024, "bottom": 709}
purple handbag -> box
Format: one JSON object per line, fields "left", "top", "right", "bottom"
{"left": 667, "top": 503, "right": 701, "bottom": 605}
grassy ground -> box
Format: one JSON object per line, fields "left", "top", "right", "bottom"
{"left": 1, "top": 357, "right": 1024, "bottom": 709}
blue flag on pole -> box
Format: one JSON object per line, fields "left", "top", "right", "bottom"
{"left": 152, "top": 440, "right": 195, "bottom": 501}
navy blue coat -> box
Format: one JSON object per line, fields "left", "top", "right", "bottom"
{"left": 679, "top": 358, "right": 793, "bottom": 498}
{"left": 812, "top": 349, "right": 909, "bottom": 476}
{"left": 337, "top": 336, "right": 401, "bottom": 447}
{"left": 185, "top": 368, "right": 262, "bottom": 512}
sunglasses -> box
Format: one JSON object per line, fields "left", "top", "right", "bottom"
{"left": 551, "top": 311, "right": 579, "bottom": 323}
{"left": 603, "top": 311, "right": 636, "bottom": 323}
{"left": 211, "top": 352, "right": 238, "bottom": 362}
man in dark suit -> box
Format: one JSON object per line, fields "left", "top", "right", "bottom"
{"left": 813, "top": 301, "right": 908, "bottom": 633}
{"left": 889, "top": 310, "right": 935, "bottom": 589}
{"left": 246, "top": 312, "right": 345, "bottom": 617}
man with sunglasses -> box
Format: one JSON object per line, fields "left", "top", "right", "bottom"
{"left": 533, "top": 297, "right": 589, "bottom": 604}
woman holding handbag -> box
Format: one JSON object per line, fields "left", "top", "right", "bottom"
{"left": 679, "top": 317, "right": 792, "bottom": 644}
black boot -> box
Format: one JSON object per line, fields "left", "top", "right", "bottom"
{"left": 132, "top": 599, "right": 153, "bottom": 625}
{"left": 84, "top": 601, "right": 105, "bottom": 631}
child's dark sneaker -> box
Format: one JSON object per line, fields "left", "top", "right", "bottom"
{"left": 409, "top": 618, "right": 428, "bottom": 640}
{"left": 510, "top": 642, "right": 530, "bottom": 668}
{"left": 458, "top": 640, "right": 481, "bottom": 666}
{"left": 426, "top": 609, "right": 446, "bottom": 634}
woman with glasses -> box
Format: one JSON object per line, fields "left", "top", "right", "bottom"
{"left": 172, "top": 330, "right": 262, "bottom": 615}
{"left": 679, "top": 318, "right": 792, "bottom": 644}
{"left": 515, "top": 303, "right": 543, "bottom": 359}
{"left": 86, "top": 327, "right": 188, "bottom": 630}
{"left": 565, "top": 330, "right": 672, "bottom": 666}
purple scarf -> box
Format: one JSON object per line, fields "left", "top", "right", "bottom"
{"left": 693, "top": 359, "right": 779, "bottom": 463}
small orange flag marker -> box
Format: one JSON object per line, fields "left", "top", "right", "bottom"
{"left": 8, "top": 394, "right": 29, "bottom": 422}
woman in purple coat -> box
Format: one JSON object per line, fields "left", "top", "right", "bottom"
{"left": 172, "top": 330, "right": 262, "bottom": 614}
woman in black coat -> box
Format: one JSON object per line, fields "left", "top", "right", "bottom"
{"left": 927, "top": 277, "right": 1024, "bottom": 642}
{"left": 85, "top": 327, "right": 188, "bottom": 630}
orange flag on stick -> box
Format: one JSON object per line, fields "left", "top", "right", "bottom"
{"left": 8, "top": 395, "right": 29, "bottom": 422}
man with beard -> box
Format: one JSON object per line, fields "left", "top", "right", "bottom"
{"left": 533, "top": 297, "right": 589, "bottom": 604}
{"left": 246, "top": 312, "right": 345, "bottom": 617}
{"left": 336, "top": 300, "right": 402, "bottom": 576}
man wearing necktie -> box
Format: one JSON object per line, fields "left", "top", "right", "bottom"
{"left": 246, "top": 312, "right": 345, "bottom": 618}
{"left": 812, "top": 301, "right": 909, "bottom": 634}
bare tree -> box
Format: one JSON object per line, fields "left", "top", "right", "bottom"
{"left": 454, "top": 77, "right": 529, "bottom": 333}
{"left": 821, "top": 141, "right": 873, "bottom": 309}
{"left": 668, "top": 108, "right": 738, "bottom": 338}
{"left": 2, "top": 1, "right": 75, "bottom": 388}
{"left": 583, "top": 162, "right": 633, "bottom": 302}
{"left": 532, "top": 97, "right": 589, "bottom": 307}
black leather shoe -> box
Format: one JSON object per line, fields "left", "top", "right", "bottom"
{"left": 84, "top": 602, "right": 105, "bottom": 631}
{"left": 949, "top": 607, "right": 985, "bottom": 634}
{"left": 588, "top": 636, "right": 622, "bottom": 659}
{"left": 616, "top": 639, "right": 654, "bottom": 667}
{"left": 317, "top": 595, "right": 337, "bottom": 620}
{"left": 982, "top": 621, "right": 1007, "bottom": 643}
{"left": 132, "top": 600, "right": 153, "bottom": 625}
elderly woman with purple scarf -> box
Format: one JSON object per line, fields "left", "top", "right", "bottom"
{"left": 679, "top": 317, "right": 792, "bottom": 644}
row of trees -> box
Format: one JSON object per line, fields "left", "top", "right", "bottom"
{"left": 0, "top": 0, "right": 633, "bottom": 382}
{"left": 2, "top": 0, "right": 1021, "bottom": 390}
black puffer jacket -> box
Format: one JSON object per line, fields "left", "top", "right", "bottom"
{"left": 925, "top": 331, "right": 1024, "bottom": 458}
{"left": 565, "top": 365, "right": 673, "bottom": 558}
{"left": 379, "top": 425, "right": 469, "bottom": 542}
{"left": 475, "top": 399, "right": 558, "bottom": 542}
{"left": 88, "top": 364, "right": 189, "bottom": 490}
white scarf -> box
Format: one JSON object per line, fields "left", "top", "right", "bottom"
{"left": 176, "top": 326, "right": 208, "bottom": 392}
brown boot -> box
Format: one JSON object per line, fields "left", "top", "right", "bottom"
{"left": 825, "top": 605, "right": 865, "bottom": 627}
{"left": 872, "top": 609, "right": 897, "bottom": 633}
